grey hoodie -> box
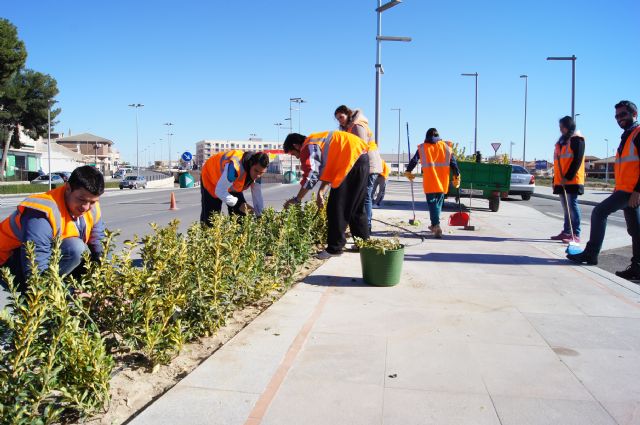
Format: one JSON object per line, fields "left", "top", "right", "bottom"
{"left": 340, "top": 109, "right": 383, "bottom": 174}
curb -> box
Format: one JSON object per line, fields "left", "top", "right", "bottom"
{"left": 532, "top": 192, "right": 601, "bottom": 207}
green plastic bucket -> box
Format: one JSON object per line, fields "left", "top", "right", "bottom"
{"left": 359, "top": 245, "right": 404, "bottom": 287}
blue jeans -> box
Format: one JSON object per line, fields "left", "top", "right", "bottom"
{"left": 426, "top": 193, "right": 445, "bottom": 226}
{"left": 365, "top": 173, "right": 379, "bottom": 230}
{"left": 559, "top": 191, "right": 581, "bottom": 236}
{"left": 584, "top": 191, "right": 640, "bottom": 263}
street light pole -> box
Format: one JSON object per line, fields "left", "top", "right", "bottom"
{"left": 510, "top": 141, "right": 515, "bottom": 163}
{"left": 520, "top": 75, "right": 528, "bottom": 168}
{"left": 461, "top": 73, "right": 479, "bottom": 154}
{"left": 128, "top": 103, "right": 143, "bottom": 176}
{"left": 374, "top": 0, "right": 411, "bottom": 147}
{"left": 47, "top": 101, "right": 52, "bottom": 190}
{"left": 290, "top": 98, "right": 306, "bottom": 133}
{"left": 164, "top": 122, "right": 173, "bottom": 170}
{"left": 391, "top": 108, "right": 401, "bottom": 180}
{"left": 274, "top": 122, "right": 283, "bottom": 144}
{"left": 546, "top": 55, "right": 577, "bottom": 119}
{"left": 605, "top": 138, "right": 609, "bottom": 182}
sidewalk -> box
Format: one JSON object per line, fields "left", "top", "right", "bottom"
{"left": 130, "top": 181, "right": 640, "bottom": 425}
{"left": 533, "top": 185, "right": 613, "bottom": 206}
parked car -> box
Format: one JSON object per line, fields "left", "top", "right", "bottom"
{"left": 119, "top": 175, "right": 147, "bottom": 189}
{"left": 113, "top": 169, "right": 126, "bottom": 179}
{"left": 53, "top": 171, "right": 71, "bottom": 182}
{"left": 30, "top": 174, "right": 64, "bottom": 185}
{"left": 508, "top": 164, "right": 535, "bottom": 200}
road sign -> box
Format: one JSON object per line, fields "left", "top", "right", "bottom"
{"left": 491, "top": 142, "right": 501, "bottom": 154}
{"left": 535, "top": 160, "right": 549, "bottom": 170}
{"left": 181, "top": 151, "right": 193, "bottom": 162}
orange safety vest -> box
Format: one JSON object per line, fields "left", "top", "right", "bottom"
{"left": 553, "top": 140, "right": 585, "bottom": 186}
{"left": 303, "top": 131, "right": 371, "bottom": 188}
{"left": 201, "top": 150, "right": 250, "bottom": 198}
{"left": 614, "top": 126, "right": 640, "bottom": 192}
{"left": 0, "top": 185, "right": 101, "bottom": 265}
{"left": 418, "top": 141, "right": 452, "bottom": 194}
{"left": 381, "top": 160, "right": 390, "bottom": 179}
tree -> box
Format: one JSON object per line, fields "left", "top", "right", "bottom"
{"left": 0, "top": 18, "right": 27, "bottom": 89}
{"left": 0, "top": 70, "right": 60, "bottom": 179}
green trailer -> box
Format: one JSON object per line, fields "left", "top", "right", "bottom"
{"left": 448, "top": 162, "right": 512, "bottom": 212}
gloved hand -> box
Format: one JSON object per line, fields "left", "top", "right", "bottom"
{"left": 404, "top": 171, "right": 415, "bottom": 181}
{"left": 452, "top": 174, "right": 461, "bottom": 189}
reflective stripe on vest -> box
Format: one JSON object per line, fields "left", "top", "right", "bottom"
{"left": 419, "top": 143, "right": 452, "bottom": 168}
{"left": 219, "top": 151, "right": 247, "bottom": 188}
{"left": 8, "top": 211, "right": 22, "bottom": 239}
{"left": 19, "top": 196, "right": 62, "bottom": 236}
{"left": 319, "top": 131, "right": 334, "bottom": 176}
{"left": 418, "top": 141, "right": 452, "bottom": 194}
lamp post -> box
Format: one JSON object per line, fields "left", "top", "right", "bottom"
{"left": 284, "top": 117, "right": 293, "bottom": 172}
{"left": 461, "top": 73, "right": 478, "bottom": 154}
{"left": 375, "top": 0, "right": 411, "bottom": 146}
{"left": 510, "top": 141, "right": 515, "bottom": 163}
{"left": 47, "top": 100, "right": 55, "bottom": 190}
{"left": 128, "top": 103, "right": 143, "bottom": 176}
{"left": 274, "top": 122, "right": 284, "bottom": 144}
{"left": 575, "top": 113, "right": 581, "bottom": 126}
{"left": 290, "top": 98, "right": 306, "bottom": 133}
{"left": 391, "top": 108, "right": 401, "bottom": 180}
{"left": 546, "top": 55, "right": 577, "bottom": 119}
{"left": 164, "top": 122, "right": 173, "bottom": 170}
{"left": 94, "top": 142, "right": 102, "bottom": 171}
{"left": 605, "top": 138, "right": 609, "bottom": 182}
{"left": 520, "top": 74, "right": 528, "bottom": 168}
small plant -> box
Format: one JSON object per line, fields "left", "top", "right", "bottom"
{"left": 354, "top": 237, "right": 402, "bottom": 254}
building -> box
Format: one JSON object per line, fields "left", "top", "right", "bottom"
{"left": 54, "top": 132, "right": 120, "bottom": 175}
{"left": 0, "top": 129, "right": 41, "bottom": 180}
{"left": 195, "top": 138, "right": 299, "bottom": 172}
{"left": 380, "top": 153, "right": 422, "bottom": 175}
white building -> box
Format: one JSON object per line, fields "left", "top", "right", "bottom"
{"left": 37, "top": 139, "right": 85, "bottom": 173}
{"left": 195, "top": 138, "right": 283, "bottom": 168}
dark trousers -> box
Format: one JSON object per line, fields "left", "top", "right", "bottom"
{"left": 200, "top": 182, "right": 247, "bottom": 226}
{"left": 584, "top": 190, "right": 640, "bottom": 263}
{"left": 326, "top": 154, "right": 370, "bottom": 254}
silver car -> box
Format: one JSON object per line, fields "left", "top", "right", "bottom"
{"left": 30, "top": 174, "right": 65, "bottom": 185}
{"left": 119, "top": 175, "right": 147, "bottom": 189}
{"left": 508, "top": 165, "right": 535, "bottom": 200}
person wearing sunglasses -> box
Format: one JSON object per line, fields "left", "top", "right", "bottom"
{"left": 568, "top": 100, "right": 640, "bottom": 281}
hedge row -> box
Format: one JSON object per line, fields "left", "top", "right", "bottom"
{"left": 0, "top": 181, "right": 120, "bottom": 195}
{"left": 0, "top": 203, "right": 326, "bottom": 423}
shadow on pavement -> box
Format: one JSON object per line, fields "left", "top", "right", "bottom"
{"left": 379, "top": 200, "right": 492, "bottom": 212}
{"left": 302, "top": 274, "right": 366, "bottom": 288}
{"left": 442, "top": 235, "right": 559, "bottom": 244}
{"left": 406, "top": 252, "right": 568, "bottom": 266}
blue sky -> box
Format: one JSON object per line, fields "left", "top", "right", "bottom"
{"left": 4, "top": 0, "right": 639, "bottom": 164}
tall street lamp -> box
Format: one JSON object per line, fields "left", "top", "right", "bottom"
{"left": 289, "top": 98, "right": 306, "bottom": 133}
{"left": 546, "top": 55, "right": 577, "bottom": 119}
{"left": 375, "top": 0, "right": 411, "bottom": 146}
{"left": 391, "top": 108, "right": 401, "bottom": 180}
{"left": 164, "top": 122, "right": 173, "bottom": 170}
{"left": 461, "top": 73, "right": 478, "bottom": 154}
{"left": 128, "top": 103, "right": 143, "bottom": 176}
{"left": 274, "top": 122, "right": 284, "bottom": 144}
{"left": 575, "top": 113, "right": 581, "bottom": 126}
{"left": 605, "top": 138, "right": 609, "bottom": 182}
{"left": 47, "top": 100, "right": 56, "bottom": 190}
{"left": 520, "top": 75, "right": 528, "bottom": 168}
{"left": 510, "top": 141, "right": 515, "bottom": 163}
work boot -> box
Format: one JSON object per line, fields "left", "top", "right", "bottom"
{"left": 551, "top": 232, "right": 571, "bottom": 241}
{"left": 615, "top": 264, "right": 640, "bottom": 281}
{"left": 432, "top": 224, "right": 443, "bottom": 239}
{"left": 562, "top": 235, "right": 581, "bottom": 244}
{"left": 566, "top": 251, "right": 598, "bottom": 265}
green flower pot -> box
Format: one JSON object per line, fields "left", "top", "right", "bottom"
{"left": 359, "top": 245, "right": 404, "bottom": 287}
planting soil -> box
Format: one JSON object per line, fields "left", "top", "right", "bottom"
{"left": 84, "top": 257, "right": 324, "bottom": 425}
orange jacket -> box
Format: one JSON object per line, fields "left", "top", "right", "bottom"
{"left": 201, "top": 150, "right": 249, "bottom": 198}
{"left": 0, "top": 185, "right": 101, "bottom": 265}
{"left": 615, "top": 126, "right": 640, "bottom": 192}
{"left": 553, "top": 140, "right": 585, "bottom": 186}
{"left": 303, "top": 131, "right": 371, "bottom": 188}
{"left": 418, "top": 141, "right": 453, "bottom": 193}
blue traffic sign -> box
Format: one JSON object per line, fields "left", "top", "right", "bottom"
{"left": 181, "top": 151, "right": 193, "bottom": 162}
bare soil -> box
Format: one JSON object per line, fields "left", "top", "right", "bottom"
{"left": 83, "top": 257, "right": 324, "bottom": 425}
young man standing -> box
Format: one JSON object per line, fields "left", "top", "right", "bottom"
{"left": 0, "top": 165, "right": 106, "bottom": 292}
{"left": 405, "top": 128, "right": 460, "bottom": 238}
{"left": 283, "top": 130, "right": 371, "bottom": 258}
{"left": 200, "top": 150, "right": 268, "bottom": 224}
{"left": 567, "top": 100, "right": 640, "bottom": 281}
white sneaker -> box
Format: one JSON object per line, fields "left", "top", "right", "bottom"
{"left": 316, "top": 250, "right": 342, "bottom": 260}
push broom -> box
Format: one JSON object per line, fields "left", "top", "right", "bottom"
{"left": 406, "top": 122, "right": 419, "bottom": 226}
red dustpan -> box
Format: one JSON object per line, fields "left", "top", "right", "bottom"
{"left": 449, "top": 211, "right": 470, "bottom": 226}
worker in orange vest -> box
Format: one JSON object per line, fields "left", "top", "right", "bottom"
{"left": 283, "top": 131, "right": 371, "bottom": 259}
{"left": 0, "top": 166, "right": 105, "bottom": 292}
{"left": 405, "top": 128, "right": 460, "bottom": 239}
{"left": 200, "top": 150, "right": 269, "bottom": 224}
{"left": 568, "top": 100, "right": 640, "bottom": 281}
{"left": 372, "top": 159, "right": 390, "bottom": 208}
{"left": 550, "top": 116, "right": 585, "bottom": 243}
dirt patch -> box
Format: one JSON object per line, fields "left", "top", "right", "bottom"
{"left": 84, "top": 256, "right": 325, "bottom": 425}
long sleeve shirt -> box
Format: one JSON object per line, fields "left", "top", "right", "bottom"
{"left": 405, "top": 141, "right": 460, "bottom": 176}
{"left": 561, "top": 137, "right": 586, "bottom": 181}
{"left": 214, "top": 162, "right": 264, "bottom": 214}
{"left": 19, "top": 208, "right": 105, "bottom": 275}
{"left": 618, "top": 122, "right": 640, "bottom": 192}
{"left": 299, "top": 143, "right": 323, "bottom": 190}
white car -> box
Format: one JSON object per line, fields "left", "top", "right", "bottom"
{"left": 30, "top": 174, "right": 65, "bottom": 185}
{"left": 508, "top": 165, "right": 535, "bottom": 200}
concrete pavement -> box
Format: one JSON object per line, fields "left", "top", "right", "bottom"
{"left": 130, "top": 180, "right": 640, "bottom": 425}
{"left": 533, "top": 185, "right": 614, "bottom": 206}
